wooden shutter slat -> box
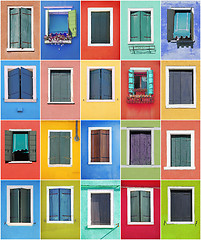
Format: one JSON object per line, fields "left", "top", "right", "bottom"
{"left": 49, "top": 189, "right": 60, "bottom": 221}
{"left": 21, "top": 67, "right": 33, "bottom": 99}
{"left": 130, "top": 191, "right": 140, "bottom": 222}
{"left": 130, "top": 11, "right": 140, "bottom": 42}
{"left": 100, "top": 130, "right": 110, "bottom": 162}
{"left": 10, "top": 8, "right": 20, "bottom": 48}
{"left": 21, "top": 8, "right": 32, "bottom": 48}
{"left": 50, "top": 71, "right": 61, "bottom": 102}
{"left": 180, "top": 71, "right": 193, "bottom": 104}
{"left": 147, "top": 70, "right": 154, "bottom": 95}
{"left": 101, "top": 69, "right": 112, "bottom": 100}
{"left": 191, "top": 9, "right": 194, "bottom": 40}
{"left": 68, "top": 10, "right": 77, "bottom": 37}
{"left": 49, "top": 132, "right": 60, "bottom": 164}
{"left": 5, "top": 130, "right": 13, "bottom": 163}
{"left": 21, "top": 189, "right": 31, "bottom": 223}
{"left": 128, "top": 69, "right": 135, "bottom": 95}
{"left": 180, "top": 135, "right": 191, "bottom": 167}
{"left": 140, "top": 191, "right": 151, "bottom": 222}
{"left": 91, "top": 130, "right": 100, "bottom": 162}
{"left": 141, "top": 11, "right": 151, "bottom": 41}
{"left": 167, "top": 9, "right": 175, "bottom": 41}
{"left": 60, "top": 71, "right": 71, "bottom": 102}
{"left": 28, "top": 131, "right": 36, "bottom": 162}
{"left": 8, "top": 68, "right": 21, "bottom": 99}
{"left": 10, "top": 189, "right": 20, "bottom": 223}
{"left": 60, "top": 132, "right": 71, "bottom": 164}
{"left": 60, "top": 189, "right": 71, "bottom": 221}
{"left": 90, "top": 69, "right": 101, "bottom": 100}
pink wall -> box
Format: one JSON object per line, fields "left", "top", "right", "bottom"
{"left": 41, "top": 61, "right": 80, "bottom": 120}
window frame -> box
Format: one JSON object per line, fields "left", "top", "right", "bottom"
{"left": 166, "top": 66, "right": 196, "bottom": 109}
{"left": 88, "top": 127, "right": 112, "bottom": 165}
{"left": 168, "top": 186, "right": 195, "bottom": 224}
{"left": 7, "top": 6, "right": 34, "bottom": 52}
{"left": 48, "top": 130, "right": 73, "bottom": 167}
{"left": 87, "top": 189, "right": 114, "bottom": 228}
{"left": 48, "top": 68, "right": 74, "bottom": 104}
{"left": 7, "top": 185, "right": 33, "bottom": 226}
{"left": 46, "top": 186, "right": 74, "bottom": 224}
{"left": 128, "top": 8, "right": 154, "bottom": 45}
{"left": 127, "top": 187, "right": 154, "bottom": 225}
{"left": 87, "top": 66, "right": 115, "bottom": 102}
{"left": 88, "top": 8, "right": 113, "bottom": 47}
{"left": 165, "top": 130, "right": 195, "bottom": 170}
{"left": 4, "top": 66, "right": 36, "bottom": 103}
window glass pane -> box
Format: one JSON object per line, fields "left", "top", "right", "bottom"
{"left": 173, "top": 12, "right": 191, "bottom": 38}
{"left": 49, "top": 13, "right": 68, "bottom": 34}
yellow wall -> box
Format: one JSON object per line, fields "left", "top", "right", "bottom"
{"left": 161, "top": 61, "right": 200, "bottom": 120}
{"left": 41, "top": 121, "right": 80, "bottom": 179}
{"left": 81, "top": 60, "right": 121, "bottom": 120}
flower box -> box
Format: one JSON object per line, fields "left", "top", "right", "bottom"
{"left": 127, "top": 95, "right": 154, "bottom": 104}
{"left": 44, "top": 33, "right": 72, "bottom": 45}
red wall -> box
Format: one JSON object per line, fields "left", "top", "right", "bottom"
{"left": 121, "top": 61, "right": 160, "bottom": 120}
{"left": 81, "top": 1, "right": 120, "bottom": 60}
{"left": 1, "top": 121, "right": 40, "bottom": 180}
{"left": 121, "top": 180, "right": 160, "bottom": 239}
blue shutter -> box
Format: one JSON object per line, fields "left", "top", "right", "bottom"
{"left": 90, "top": 69, "right": 101, "bottom": 99}
{"left": 101, "top": 69, "right": 112, "bottom": 100}
{"left": 8, "top": 68, "right": 20, "bottom": 99}
{"left": 128, "top": 69, "right": 135, "bottom": 95}
{"left": 49, "top": 189, "right": 59, "bottom": 221}
{"left": 147, "top": 70, "right": 153, "bottom": 95}
{"left": 60, "top": 189, "right": 71, "bottom": 221}
{"left": 21, "top": 67, "right": 33, "bottom": 99}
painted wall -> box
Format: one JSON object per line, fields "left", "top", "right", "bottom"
{"left": 41, "top": 60, "right": 80, "bottom": 120}
{"left": 81, "top": 60, "right": 121, "bottom": 120}
{"left": 81, "top": 1, "right": 120, "bottom": 60}
{"left": 81, "top": 120, "right": 120, "bottom": 180}
{"left": 121, "top": 1, "right": 160, "bottom": 60}
{"left": 81, "top": 180, "right": 121, "bottom": 240}
{"left": 161, "top": 120, "right": 200, "bottom": 180}
{"left": 41, "top": 180, "right": 80, "bottom": 239}
{"left": 1, "top": 1, "right": 40, "bottom": 60}
{"left": 1, "top": 180, "right": 40, "bottom": 239}
{"left": 41, "top": 1, "right": 80, "bottom": 60}
{"left": 161, "top": 180, "right": 200, "bottom": 239}
{"left": 121, "top": 180, "right": 160, "bottom": 239}
{"left": 41, "top": 121, "right": 80, "bottom": 180}
{"left": 121, "top": 120, "right": 160, "bottom": 180}
{"left": 161, "top": 1, "right": 200, "bottom": 60}
{"left": 161, "top": 60, "right": 200, "bottom": 120}
{"left": 1, "top": 121, "right": 40, "bottom": 180}
{"left": 1, "top": 60, "right": 40, "bottom": 120}
{"left": 121, "top": 61, "right": 160, "bottom": 120}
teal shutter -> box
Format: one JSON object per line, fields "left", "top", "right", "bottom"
{"left": 141, "top": 11, "right": 151, "bottom": 42}
{"left": 130, "top": 11, "right": 140, "bottom": 42}
{"left": 180, "top": 136, "right": 191, "bottom": 167}
{"left": 128, "top": 69, "right": 135, "bottom": 95}
{"left": 21, "top": 8, "right": 31, "bottom": 48}
{"left": 68, "top": 10, "right": 77, "bottom": 37}
{"left": 140, "top": 191, "right": 151, "bottom": 222}
{"left": 5, "top": 131, "right": 13, "bottom": 163}
{"left": 171, "top": 135, "right": 182, "bottom": 166}
{"left": 147, "top": 70, "right": 153, "bottom": 95}
{"left": 130, "top": 191, "right": 140, "bottom": 222}
{"left": 90, "top": 69, "right": 101, "bottom": 99}
{"left": 49, "top": 189, "right": 59, "bottom": 221}
{"left": 101, "top": 69, "right": 112, "bottom": 100}
{"left": 10, "top": 8, "right": 20, "bottom": 48}
{"left": 28, "top": 131, "right": 36, "bottom": 162}
{"left": 60, "top": 132, "right": 71, "bottom": 165}
{"left": 10, "top": 189, "right": 20, "bottom": 223}
{"left": 60, "top": 189, "right": 71, "bottom": 221}
{"left": 60, "top": 71, "right": 71, "bottom": 102}
{"left": 21, "top": 189, "right": 31, "bottom": 223}
{"left": 49, "top": 132, "right": 60, "bottom": 164}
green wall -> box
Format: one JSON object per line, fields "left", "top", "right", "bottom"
{"left": 41, "top": 180, "right": 80, "bottom": 239}
{"left": 161, "top": 180, "right": 200, "bottom": 239}
{"left": 121, "top": 120, "right": 160, "bottom": 179}
{"left": 81, "top": 180, "right": 120, "bottom": 239}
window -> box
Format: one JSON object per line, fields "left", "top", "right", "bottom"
{"left": 128, "top": 8, "right": 153, "bottom": 44}
{"left": 88, "top": 190, "right": 114, "bottom": 228}
{"left": 167, "top": 8, "right": 194, "bottom": 43}
{"left": 88, "top": 127, "right": 112, "bottom": 164}
{"left": 165, "top": 130, "right": 195, "bottom": 170}
{"left": 88, "top": 8, "right": 113, "bottom": 46}
{"left": 7, "top": 186, "right": 33, "bottom": 226}
{"left": 166, "top": 66, "right": 196, "bottom": 108}
{"left": 87, "top": 67, "right": 115, "bottom": 101}
{"left": 47, "top": 187, "right": 73, "bottom": 223}
{"left": 45, "top": 9, "right": 77, "bottom": 44}
{"left": 48, "top": 130, "right": 72, "bottom": 166}
{"left": 168, "top": 187, "right": 194, "bottom": 224}
{"left": 8, "top": 7, "right": 33, "bottom": 51}
{"left": 48, "top": 68, "right": 73, "bottom": 103}
{"left": 5, "top": 130, "right": 36, "bottom": 163}
{"left": 127, "top": 188, "right": 154, "bottom": 224}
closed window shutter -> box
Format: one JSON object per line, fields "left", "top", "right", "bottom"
{"left": 10, "top": 8, "right": 20, "bottom": 48}
{"left": 50, "top": 71, "right": 61, "bottom": 102}
{"left": 169, "top": 70, "right": 181, "bottom": 104}
{"left": 60, "top": 132, "right": 71, "bottom": 164}
{"left": 21, "top": 67, "right": 33, "bottom": 99}
{"left": 130, "top": 132, "right": 140, "bottom": 165}
{"left": 68, "top": 10, "right": 77, "bottom": 37}
{"left": 171, "top": 135, "right": 181, "bottom": 166}
{"left": 5, "top": 130, "right": 13, "bottom": 163}
{"left": 191, "top": 10, "right": 194, "bottom": 40}
{"left": 100, "top": 130, "right": 110, "bottom": 162}
{"left": 8, "top": 68, "right": 20, "bottom": 99}
{"left": 141, "top": 11, "right": 151, "bottom": 42}
{"left": 91, "top": 130, "right": 100, "bottom": 162}
{"left": 167, "top": 9, "right": 175, "bottom": 41}
{"left": 101, "top": 69, "right": 112, "bottom": 100}
{"left": 21, "top": 8, "right": 31, "bottom": 48}
{"left": 10, "top": 189, "right": 20, "bottom": 223}
{"left": 49, "top": 189, "right": 60, "bottom": 221}
{"left": 130, "top": 11, "right": 140, "bottom": 42}
{"left": 130, "top": 191, "right": 140, "bottom": 222}
{"left": 60, "top": 189, "right": 71, "bottom": 221}
{"left": 28, "top": 131, "right": 36, "bottom": 162}
{"left": 180, "top": 135, "right": 191, "bottom": 166}
{"left": 181, "top": 71, "right": 193, "bottom": 104}
{"left": 21, "top": 189, "right": 31, "bottom": 223}
{"left": 139, "top": 132, "right": 151, "bottom": 165}
{"left": 60, "top": 71, "right": 71, "bottom": 102}
{"left": 90, "top": 69, "right": 101, "bottom": 99}
{"left": 128, "top": 69, "right": 135, "bottom": 95}
{"left": 140, "top": 191, "right": 151, "bottom": 222}
{"left": 49, "top": 132, "right": 60, "bottom": 164}
{"left": 147, "top": 70, "right": 154, "bottom": 95}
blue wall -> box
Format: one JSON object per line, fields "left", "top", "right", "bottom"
{"left": 41, "top": 1, "right": 80, "bottom": 60}
{"left": 81, "top": 120, "right": 120, "bottom": 180}
{"left": 1, "top": 61, "right": 40, "bottom": 120}
{"left": 161, "top": 1, "right": 200, "bottom": 60}
{"left": 1, "top": 180, "right": 40, "bottom": 239}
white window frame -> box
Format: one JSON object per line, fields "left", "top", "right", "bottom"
{"left": 166, "top": 66, "right": 196, "bottom": 109}
{"left": 7, "top": 185, "right": 33, "bottom": 226}
{"left": 127, "top": 187, "right": 154, "bottom": 225}
{"left": 87, "top": 66, "right": 115, "bottom": 102}
{"left": 46, "top": 186, "right": 74, "bottom": 224}
{"left": 4, "top": 66, "right": 36, "bottom": 103}
{"left": 128, "top": 8, "right": 154, "bottom": 45}
{"left": 48, "top": 130, "right": 72, "bottom": 167}
{"left": 48, "top": 68, "right": 74, "bottom": 104}
{"left": 88, "top": 8, "right": 113, "bottom": 46}
{"left": 88, "top": 189, "right": 114, "bottom": 228}
{"left": 165, "top": 130, "right": 195, "bottom": 170}
{"left": 88, "top": 127, "right": 112, "bottom": 165}
{"left": 167, "top": 186, "right": 195, "bottom": 224}
{"left": 7, "top": 6, "right": 34, "bottom": 52}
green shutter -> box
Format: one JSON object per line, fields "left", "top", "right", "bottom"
{"left": 128, "top": 69, "right": 135, "bottom": 95}
{"left": 60, "top": 71, "right": 71, "bottom": 102}
{"left": 171, "top": 135, "right": 181, "bottom": 166}
{"left": 60, "top": 132, "right": 71, "bottom": 165}
{"left": 10, "top": 8, "right": 20, "bottom": 48}
{"left": 141, "top": 11, "right": 151, "bottom": 42}
{"left": 5, "top": 131, "right": 13, "bottom": 162}
{"left": 21, "top": 189, "right": 31, "bottom": 223}
{"left": 21, "top": 8, "right": 31, "bottom": 48}
{"left": 130, "top": 191, "right": 140, "bottom": 222}
{"left": 10, "top": 189, "right": 20, "bottom": 223}
{"left": 147, "top": 70, "right": 153, "bottom": 95}
{"left": 28, "top": 131, "right": 36, "bottom": 162}
{"left": 50, "top": 132, "right": 60, "bottom": 164}
{"left": 130, "top": 11, "right": 140, "bottom": 42}
{"left": 140, "top": 191, "right": 151, "bottom": 222}
{"left": 50, "top": 71, "right": 61, "bottom": 102}
{"left": 68, "top": 10, "right": 77, "bottom": 37}
{"left": 180, "top": 136, "right": 191, "bottom": 167}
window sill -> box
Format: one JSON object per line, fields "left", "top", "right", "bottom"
{"left": 4, "top": 99, "right": 37, "bottom": 103}
{"left": 45, "top": 40, "right": 72, "bottom": 44}
{"left": 86, "top": 99, "right": 115, "bottom": 103}
{"left": 127, "top": 222, "right": 154, "bottom": 225}
{"left": 121, "top": 165, "right": 160, "bottom": 168}
{"left": 7, "top": 222, "right": 33, "bottom": 226}
{"left": 88, "top": 43, "right": 113, "bottom": 47}
{"left": 87, "top": 225, "right": 114, "bottom": 229}
{"left": 166, "top": 104, "right": 196, "bottom": 109}
{"left": 88, "top": 162, "right": 112, "bottom": 165}
{"left": 6, "top": 48, "right": 35, "bottom": 52}
{"left": 128, "top": 41, "right": 154, "bottom": 45}
{"left": 47, "top": 220, "right": 74, "bottom": 224}
{"left": 127, "top": 95, "right": 154, "bottom": 104}
{"left": 164, "top": 167, "right": 195, "bottom": 170}
{"left": 166, "top": 221, "right": 194, "bottom": 225}
{"left": 48, "top": 164, "right": 72, "bottom": 167}
{"left": 8, "top": 161, "right": 32, "bottom": 164}
{"left": 47, "top": 102, "right": 75, "bottom": 105}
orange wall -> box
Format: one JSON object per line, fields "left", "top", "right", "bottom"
{"left": 41, "top": 61, "right": 80, "bottom": 120}
{"left": 161, "top": 120, "right": 200, "bottom": 180}
{"left": 1, "top": 121, "right": 40, "bottom": 180}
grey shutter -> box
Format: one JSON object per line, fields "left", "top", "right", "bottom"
{"left": 50, "top": 71, "right": 61, "bottom": 102}
{"left": 60, "top": 71, "right": 71, "bottom": 102}
{"left": 101, "top": 69, "right": 112, "bottom": 100}
{"left": 171, "top": 135, "right": 181, "bottom": 167}
{"left": 167, "top": 9, "right": 175, "bottom": 41}
{"left": 140, "top": 191, "right": 151, "bottom": 222}
{"left": 60, "top": 132, "right": 71, "bottom": 164}
{"left": 10, "top": 189, "right": 20, "bottom": 223}
{"left": 5, "top": 131, "right": 13, "bottom": 162}
{"left": 90, "top": 69, "right": 101, "bottom": 99}
{"left": 21, "top": 8, "right": 31, "bottom": 48}
{"left": 21, "top": 189, "right": 31, "bottom": 223}
{"left": 28, "top": 131, "right": 36, "bottom": 162}
{"left": 130, "top": 191, "right": 140, "bottom": 222}
{"left": 49, "top": 132, "right": 60, "bottom": 164}
{"left": 181, "top": 71, "right": 193, "bottom": 104}
{"left": 191, "top": 9, "right": 194, "bottom": 41}
{"left": 10, "top": 8, "right": 20, "bottom": 48}
{"left": 169, "top": 70, "right": 181, "bottom": 104}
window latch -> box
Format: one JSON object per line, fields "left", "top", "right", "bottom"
{"left": 163, "top": 220, "right": 166, "bottom": 225}
{"left": 195, "top": 221, "right": 198, "bottom": 226}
